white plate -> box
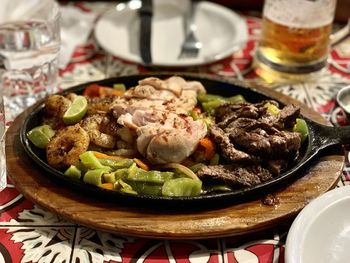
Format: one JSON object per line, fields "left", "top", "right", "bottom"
{"left": 285, "top": 186, "right": 350, "bottom": 263}
{"left": 94, "top": 0, "right": 248, "bottom": 67}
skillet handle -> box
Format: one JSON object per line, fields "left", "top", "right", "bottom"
{"left": 312, "top": 122, "right": 350, "bottom": 147}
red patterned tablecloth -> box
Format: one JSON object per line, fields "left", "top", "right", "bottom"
{"left": 1, "top": 2, "right": 350, "bottom": 262}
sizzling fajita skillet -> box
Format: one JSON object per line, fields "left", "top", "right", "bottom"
{"left": 5, "top": 73, "right": 344, "bottom": 238}
{"left": 17, "top": 73, "right": 349, "bottom": 208}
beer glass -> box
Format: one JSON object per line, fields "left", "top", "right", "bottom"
{"left": 255, "top": 0, "right": 337, "bottom": 83}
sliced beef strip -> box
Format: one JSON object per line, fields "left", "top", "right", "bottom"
{"left": 220, "top": 115, "right": 301, "bottom": 158}
{"left": 207, "top": 100, "right": 302, "bottom": 180}
{"left": 232, "top": 130, "right": 301, "bottom": 158}
{"left": 197, "top": 164, "right": 273, "bottom": 188}
{"left": 281, "top": 131, "right": 301, "bottom": 153}
{"left": 232, "top": 131, "right": 273, "bottom": 155}
{"left": 225, "top": 118, "right": 280, "bottom": 135}
{"left": 216, "top": 100, "right": 280, "bottom": 127}
{"left": 210, "top": 125, "right": 256, "bottom": 163}
{"left": 260, "top": 104, "right": 300, "bottom": 130}
{"left": 217, "top": 101, "right": 300, "bottom": 131}
{"left": 216, "top": 103, "right": 261, "bottom": 128}
{"left": 215, "top": 100, "right": 277, "bottom": 121}
{"left": 267, "top": 134, "right": 289, "bottom": 156}
{"left": 256, "top": 130, "right": 301, "bottom": 158}
{"left": 277, "top": 104, "right": 300, "bottom": 129}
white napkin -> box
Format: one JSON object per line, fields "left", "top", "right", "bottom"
{"left": 0, "top": 0, "right": 50, "bottom": 23}
{"left": 59, "top": 6, "right": 97, "bottom": 69}
{"left": 0, "top": 0, "right": 97, "bottom": 69}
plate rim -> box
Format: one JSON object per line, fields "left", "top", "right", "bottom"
{"left": 93, "top": 1, "right": 248, "bottom": 67}
{"left": 285, "top": 185, "right": 350, "bottom": 263}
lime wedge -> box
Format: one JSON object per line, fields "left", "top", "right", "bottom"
{"left": 27, "top": 125, "right": 55, "bottom": 149}
{"left": 63, "top": 95, "right": 88, "bottom": 125}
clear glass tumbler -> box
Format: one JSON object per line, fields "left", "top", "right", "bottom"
{"left": 255, "top": 0, "right": 337, "bottom": 83}
{"left": 0, "top": 0, "right": 60, "bottom": 121}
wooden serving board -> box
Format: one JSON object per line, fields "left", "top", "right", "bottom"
{"left": 6, "top": 79, "right": 344, "bottom": 239}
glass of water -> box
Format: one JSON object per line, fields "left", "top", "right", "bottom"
{"left": 0, "top": 0, "right": 60, "bottom": 121}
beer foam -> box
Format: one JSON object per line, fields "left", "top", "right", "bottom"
{"left": 264, "top": 0, "right": 336, "bottom": 28}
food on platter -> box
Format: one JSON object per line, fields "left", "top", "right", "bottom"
{"left": 27, "top": 76, "right": 308, "bottom": 197}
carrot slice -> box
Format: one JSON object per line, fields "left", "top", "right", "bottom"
{"left": 198, "top": 137, "right": 216, "bottom": 160}
{"left": 99, "top": 87, "right": 124, "bottom": 97}
{"left": 82, "top": 84, "right": 124, "bottom": 98}
{"left": 192, "top": 107, "right": 202, "bottom": 114}
{"left": 82, "top": 84, "right": 102, "bottom": 98}
{"left": 92, "top": 151, "right": 124, "bottom": 161}
{"left": 134, "top": 158, "right": 149, "bottom": 171}
{"left": 100, "top": 183, "right": 114, "bottom": 190}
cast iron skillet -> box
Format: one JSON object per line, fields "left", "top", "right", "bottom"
{"left": 19, "top": 73, "right": 350, "bottom": 207}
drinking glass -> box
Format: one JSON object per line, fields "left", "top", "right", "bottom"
{"left": 255, "top": 0, "right": 337, "bottom": 83}
{"left": 0, "top": 0, "right": 60, "bottom": 121}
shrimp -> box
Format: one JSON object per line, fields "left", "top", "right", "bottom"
{"left": 80, "top": 113, "right": 117, "bottom": 149}
{"left": 45, "top": 95, "right": 71, "bottom": 117}
{"left": 44, "top": 94, "right": 76, "bottom": 128}
{"left": 46, "top": 124, "right": 90, "bottom": 169}
{"left": 87, "top": 96, "right": 115, "bottom": 114}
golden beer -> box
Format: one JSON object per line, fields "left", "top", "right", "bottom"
{"left": 259, "top": 17, "right": 332, "bottom": 66}
{"left": 255, "top": 0, "right": 337, "bottom": 83}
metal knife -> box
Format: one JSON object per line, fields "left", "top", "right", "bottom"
{"left": 139, "top": 0, "right": 153, "bottom": 66}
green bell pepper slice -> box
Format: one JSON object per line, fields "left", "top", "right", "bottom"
{"left": 162, "top": 178, "right": 202, "bottom": 197}
{"left": 127, "top": 169, "right": 174, "bottom": 184}
{"left": 202, "top": 99, "right": 226, "bottom": 114}
{"left": 227, "top": 94, "right": 246, "bottom": 104}
{"left": 116, "top": 179, "right": 138, "bottom": 195}
{"left": 293, "top": 118, "right": 309, "bottom": 143}
{"left": 197, "top": 93, "right": 224, "bottom": 103}
{"left": 83, "top": 168, "right": 110, "bottom": 186}
{"left": 80, "top": 151, "right": 109, "bottom": 170}
{"left": 64, "top": 165, "right": 82, "bottom": 180}
{"left": 103, "top": 173, "right": 116, "bottom": 184}
{"left": 27, "top": 124, "right": 55, "bottom": 149}
{"left": 98, "top": 158, "right": 134, "bottom": 169}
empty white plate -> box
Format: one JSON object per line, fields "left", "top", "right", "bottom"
{"left": 285, "top": 186, "right": 350, "bottom": 263}
{"left": 94, "top": 0, "right": 248, "bottom": 67}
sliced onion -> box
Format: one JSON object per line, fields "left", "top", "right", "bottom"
{"left": 162, "top": 163, "right": 200, "bottom": 181}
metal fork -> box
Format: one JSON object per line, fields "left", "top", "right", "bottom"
{"left": 178, "top": 0, "right": 202, "bottom": 59}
